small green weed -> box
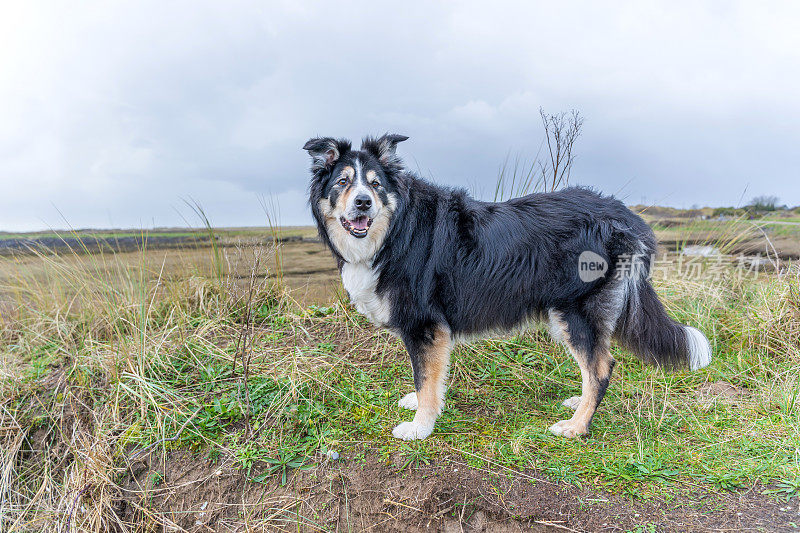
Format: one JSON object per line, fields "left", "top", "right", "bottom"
{"left": 254, "top": 450, "right": 315, "bottom": 486}
{"left": 764, "top": 477, "right": 800, "bottom": 502}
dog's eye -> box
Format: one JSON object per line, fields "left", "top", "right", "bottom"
{"left": 371, "top": 181, "right": 380, "bottom": 189}
{"left": 337, "top": 177, "right": 348, "bottom": 186}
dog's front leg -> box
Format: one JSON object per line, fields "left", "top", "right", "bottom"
{"left": 392, "top": 325, "right": 452, "bottom": 441}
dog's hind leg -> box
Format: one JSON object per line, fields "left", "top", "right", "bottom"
{"left": 548, "top": 310, "right": 616, "bottom": 438}
{"left": 392, "top": 325, "right": 452, "bottom": 440}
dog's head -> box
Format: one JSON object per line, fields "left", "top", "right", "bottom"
{"left": 303, "top": 134, "right": 408, "bottom": 263}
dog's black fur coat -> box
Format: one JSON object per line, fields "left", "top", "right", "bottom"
{"left": 305, "top": 134, "right": 710, "bottom": 438}
{"left": 309, "top": 144, "right": 679, "bottom": 355}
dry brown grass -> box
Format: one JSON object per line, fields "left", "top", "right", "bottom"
{"left": 0, "top": 227, "right": 799, "bottom": 531}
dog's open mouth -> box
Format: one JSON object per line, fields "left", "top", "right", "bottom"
{"left": 340, "top": 216, "right": 372, "bottom": 238}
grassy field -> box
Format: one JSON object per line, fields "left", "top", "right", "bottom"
{"left": 1, "top": 225, "right": 799, "bottom": 531}
{"left": 635, "top": 210, "right": 800, "bottom": 260}
{"left": 0, "top": 226, "right": 319, "bottom": 241}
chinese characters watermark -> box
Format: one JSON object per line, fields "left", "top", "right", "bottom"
{"left": 577, "top": 251, "right": 792, "bottom": 282}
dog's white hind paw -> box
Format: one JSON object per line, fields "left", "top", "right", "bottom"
{"left": 392, "top": 421, "right": 433, "bottom": 441}
{"left": 549, "top": 419, "right": 588, "bottom": 438}
{"left": 398, "top": 392, "right": 418, "bottom": 410}
{"left": 561, "top": 396, "right": 581, "bottom": 410}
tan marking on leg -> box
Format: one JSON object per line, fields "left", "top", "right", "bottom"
{"left": 564, "top": 351, "right": 596, "bottom": 435}
{"left": 415, "top": 326, "right": 452, "bottom": 421}
{"left": 548, "top": 316, "right": 615, "bottom": 438}
{"left": 392, "top": 326, "right": 452, "bottom": 440}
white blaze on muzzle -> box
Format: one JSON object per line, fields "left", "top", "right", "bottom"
{"left": 340, "top": 157, "right": 378, "bottom": 238}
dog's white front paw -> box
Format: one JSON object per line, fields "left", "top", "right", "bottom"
{"left": 561, "top": 396, "right": 581, "bottom": 410}
{"left": 392, "top": 421, "right": 433, "bottom": 441}
{"left": 549, "top": 419, "right": 588, "bottom": 438}
{"left": 398, "top": 392, "right": 418, "bottom": 410}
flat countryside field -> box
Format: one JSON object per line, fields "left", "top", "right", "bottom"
{"left": 1, "top": 217, "right": 799, "bottom": 532}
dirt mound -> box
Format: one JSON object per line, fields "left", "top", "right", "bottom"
{"left": 114, "top": 450, "right": 797, "bottom": 532}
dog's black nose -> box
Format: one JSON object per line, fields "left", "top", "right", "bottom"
{"left": 354, "top": 194, "right": 372, "bottom": 211}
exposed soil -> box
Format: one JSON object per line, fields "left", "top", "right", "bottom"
{"left": 114, "top": 449, "right": 799, "bottom": 532}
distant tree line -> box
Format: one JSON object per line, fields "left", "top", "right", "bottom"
{"left": 711, "top": 195, "right": 799, "bottom": 218}
{"left": 749, "top": 195, "right": 782, "bottom": 211}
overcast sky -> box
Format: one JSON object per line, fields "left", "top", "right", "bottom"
{"left": 2, "top": 1, "right": 799, "bottom": 231}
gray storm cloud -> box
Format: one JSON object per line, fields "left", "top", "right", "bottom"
{"left": 1, "top": 1, "right": 799, "bottom": 230}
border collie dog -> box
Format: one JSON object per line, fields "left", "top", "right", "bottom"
{"left": 303, "top": 134, "right": 712, "bottom": 441}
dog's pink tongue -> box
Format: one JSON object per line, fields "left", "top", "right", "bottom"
{"left": 351, "top": 216, "right": 369, "bottom": 230}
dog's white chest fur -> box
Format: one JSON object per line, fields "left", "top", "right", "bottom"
{"left": 341, "top": 262, "right": 391, "bottom": 326}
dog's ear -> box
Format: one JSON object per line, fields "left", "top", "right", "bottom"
{"left": 303, "top": 137, "right": 351, "bottom": 174}
{"left": 361, "top": 133, "right": 409, "bottom": 166}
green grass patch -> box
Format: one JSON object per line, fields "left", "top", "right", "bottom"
{"left": 1, "top": 231, "right": 799, "bottom": 528}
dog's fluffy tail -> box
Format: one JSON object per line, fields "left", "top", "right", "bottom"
{"left": 614, "top": 278, "right": 712, "bottom": 370}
